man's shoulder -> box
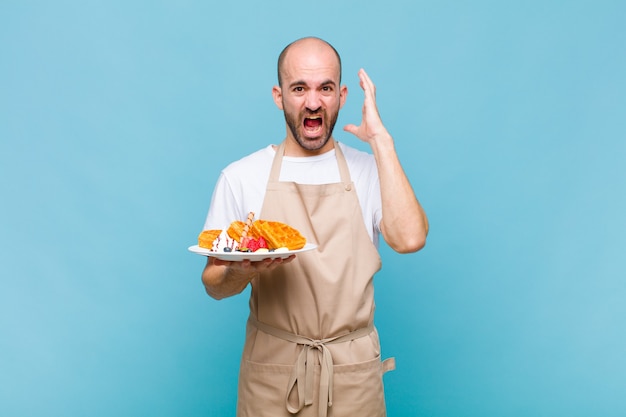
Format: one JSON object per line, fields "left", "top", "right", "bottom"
{"left": 222, "top": 145, "right": 274, "bottom": 175}
{"left": 337, "top": 141, "right": 376, "bottom": 167}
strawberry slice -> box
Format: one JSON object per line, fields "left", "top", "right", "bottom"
{"left": 247, "top": 238, "right": 260, "bottom": 252}
{"left": 258, "top": 236, "right": 268, "bottom": 249}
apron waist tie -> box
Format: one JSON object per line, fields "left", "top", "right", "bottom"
{"left": 249, "top": 316, "right": 374, "bottom": 417}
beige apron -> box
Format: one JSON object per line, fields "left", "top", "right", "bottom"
{"left": 237, "top": 141, "right": 395, "bottom": 417}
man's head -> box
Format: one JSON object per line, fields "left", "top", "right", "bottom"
{"left": 277, "top": 37, "right": 342, "bottom": 88}
{"left": 273, "top": 37, "right": 347, "bottom": 155}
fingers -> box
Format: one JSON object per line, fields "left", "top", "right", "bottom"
{"left": 213, "top": 258, "right": 230, "bottom": 267}
{"left": 343, "top": 124, "right": 358, "bottom": 136}
{"left": 267, "top": 254, "right": 296, "bottom": 266}
{"left": 213, "top": 255, "right": 297, "bottom": 271}
{"left": 358, "top": 68, "right": 376, "bottom": 96}
{"left": 283, "top": 254, "right": 297, "bottom": 264}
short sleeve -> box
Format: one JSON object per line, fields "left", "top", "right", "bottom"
{"left": 202, "top": 172, "right": 244, "bottom": 230}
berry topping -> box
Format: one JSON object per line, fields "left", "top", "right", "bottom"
{"left": 247, "top": 238, "right": 260, "bottom": 252}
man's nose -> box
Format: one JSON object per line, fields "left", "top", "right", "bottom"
{"left": 305, "top": 91, "right": 322, "bottom": 111}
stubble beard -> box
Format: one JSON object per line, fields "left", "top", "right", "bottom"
{"left": 284, "top": 107, "right": 340, "bottom": 152}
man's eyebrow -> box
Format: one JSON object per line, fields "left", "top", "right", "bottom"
{"left": 289, "top": 80, "right": 307, "bottom": 88}
{"left": 320, "top": 79, "right": 337, "bottom": 87}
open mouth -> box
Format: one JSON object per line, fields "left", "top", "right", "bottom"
{"left": 303, "top": 116, "right": 323, "bottom": 136}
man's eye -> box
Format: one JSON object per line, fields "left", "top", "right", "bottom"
{"left": 293, "top": 87, "right": 304, "bottom": 92}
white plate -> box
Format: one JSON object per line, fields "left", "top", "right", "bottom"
{"left": 188, "top": 243, "right": 317, "bottom": 261}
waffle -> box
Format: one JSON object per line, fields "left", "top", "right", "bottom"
{"left": 226, "top": 219, "right": 306, "bottom": 250}
{"left": 252, "top": 220, "right": 306, "bottom": 250}
{"left": 198, "top": 229, "right": 222, "bottom": 249}
{"left": 227, "top": 220, "right": 261, "bottom": 241}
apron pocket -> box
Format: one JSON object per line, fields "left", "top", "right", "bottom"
{"left": 329, "top": 355, "right": 388, "bottom": 416}
{"left": 237, "top": 359, "right": 294, "bottom": 417}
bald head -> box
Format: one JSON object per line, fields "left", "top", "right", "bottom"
{"left": 277, "top": 37, "right": 342, "bottom": 87}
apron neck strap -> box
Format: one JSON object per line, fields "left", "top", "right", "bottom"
{"left": 269, "top": 140, "right": 352, "bottom": 183}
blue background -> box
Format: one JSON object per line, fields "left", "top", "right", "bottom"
{"left": 1, "top": 1, "right": 625, "bottom": 416}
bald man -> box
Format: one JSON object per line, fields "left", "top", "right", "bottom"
{"left": 200, "top": 37, "right": 428, "bottom": 417}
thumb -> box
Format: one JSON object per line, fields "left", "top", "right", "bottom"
{"left": 343, "top": 124, "right": 358, "bottom": 136}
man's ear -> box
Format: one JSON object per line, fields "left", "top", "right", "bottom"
{"left": 339, "top": 85, "right": 348, "bottom": 109}
{"left": 272, "top": 85, "right": 284, "bottom": 110}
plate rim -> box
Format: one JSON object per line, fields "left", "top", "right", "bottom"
{"left": 188, "top": 242, "right": 317, "bottom": 260}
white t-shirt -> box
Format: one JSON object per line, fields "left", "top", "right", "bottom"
{"left": 203, "top": 142, "right": 383, "bottom": 246}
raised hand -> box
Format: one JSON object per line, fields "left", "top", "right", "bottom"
{"left": 343, "top": 69, "right": 390, "bottom": 144}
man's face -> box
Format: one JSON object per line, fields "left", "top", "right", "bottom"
{"left": 273, "top": 41, "right": 347, "bottom": 154}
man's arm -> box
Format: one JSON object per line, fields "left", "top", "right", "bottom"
{"left": 344, "top": 69, "right": 428, "bottom": 253}
{"left": 201, "top": 255, "right": 296, "bottom": 300}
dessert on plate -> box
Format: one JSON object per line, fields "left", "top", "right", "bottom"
{"left": 197, "top": 212, "right": 306, "bottom": 253}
